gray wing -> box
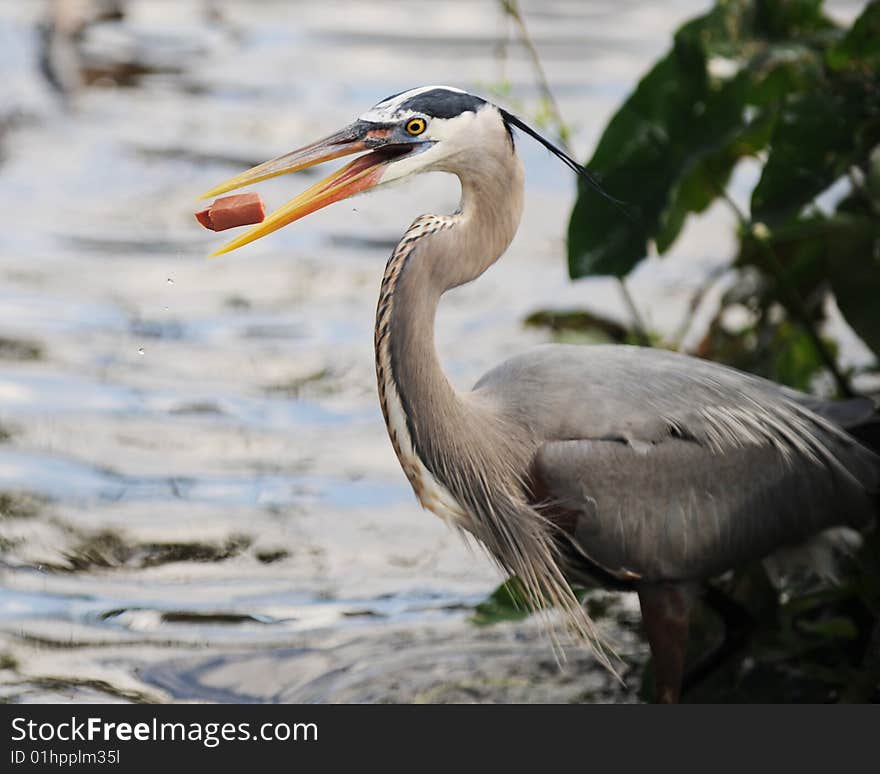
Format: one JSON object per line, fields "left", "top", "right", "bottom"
{"left": 473, "top": 344, "right": 879, "bottom": 583}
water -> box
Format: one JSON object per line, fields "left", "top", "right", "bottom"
{"left": 0, "top": 0, "right": 865, "bottom": 703}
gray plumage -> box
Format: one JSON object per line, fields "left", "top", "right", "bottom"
{"left": 365, "top": 93, "right": 879, "bottom": 678}
{"left": 480, "top": 344, "right": 878, "bottom": 582}
{"left": 363, "top": 92, "right": 876, "bottom": 621}
{"left": 205, "top": 85, "right": 880, "bottom": 698}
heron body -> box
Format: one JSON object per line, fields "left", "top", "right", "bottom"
{"left": 203, "top": 86, "right": 880, "bottom": 702}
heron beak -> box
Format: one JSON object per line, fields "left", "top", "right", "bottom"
{"left": 201, "top": 122, "right": 405, "bottom": 257}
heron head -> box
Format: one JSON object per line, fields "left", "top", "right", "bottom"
{"left": 201, "top": 85, "right": 619, "bottom": 256}
{"left": 199, "top": 86, "right": 523, "bottom": 256}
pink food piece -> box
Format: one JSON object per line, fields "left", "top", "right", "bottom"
{"left": 194, "top": 207, "right": 214, "bottom": 229}
{"left": 195, "top": 192, "right": 266, "bottom": 231}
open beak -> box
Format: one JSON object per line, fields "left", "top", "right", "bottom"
{"left": 200, "top": 121, "right": 413, "bottom": 257}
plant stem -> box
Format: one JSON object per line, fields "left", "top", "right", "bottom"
{"left": 619, "top": 279, "right": 652, "bottom": 347}
{"left": 671, "top": 267, "right": 728, "bottom": 350}
{"left": 499, "top": 0, "right": 569, "bottom": 146}
{"left": 501, "top": 1, "right": 653, "bottom": 348}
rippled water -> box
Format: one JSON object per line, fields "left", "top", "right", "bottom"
{"left": 0, "top": 0, "right": 865, "bottom": 703}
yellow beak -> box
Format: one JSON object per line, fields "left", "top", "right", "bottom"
{"left": 201, "top": 123, "right": 400, "bottom": 257}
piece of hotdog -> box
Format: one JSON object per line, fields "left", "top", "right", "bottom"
{"left": 195, "top": 193, "right": 266, "bottom": 231}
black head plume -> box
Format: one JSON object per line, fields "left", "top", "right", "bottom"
{"left": 498, "top": 108, "right": 632, "bottom": 220}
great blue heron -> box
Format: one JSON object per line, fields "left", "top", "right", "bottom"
{"left": 201, "top": 86, "right": 880, "bottom": 702}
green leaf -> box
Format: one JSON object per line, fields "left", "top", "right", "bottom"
{"left": 752, "top": 2, "right": 880, "bottom": 225}
{"left": 523, "top": 308, "right": 629, "bottom": 342}
{"left": 746, "top": 43, "right": 826, "bottom": 106}
{"left": 751, "top": 83, "right": 880, "bottom": 225}
{"left": 794, "top": 616, "right": 859, "bottom": 641}
{"left": 567, "top": 8, "right": 751, "bottom": 278}
{"left": 827, "top": 215, "right": 880, "bottom": 355}
{"left": 826, "top": 0, "right": 880, "bottom": 71}
{"left": 469, "top": 577, "right": 596, "bottom": 627}
{"left": 868, "top": 146, "right": 880, "bottom": 200}
{"left": 655, "top": 108, "right": 776, "bottom": 253}
{"left": 469, "top": 578, "right": 532, "bottom": 626}
{"left": 567, "top": 0, "right": 837, "bottom": 279}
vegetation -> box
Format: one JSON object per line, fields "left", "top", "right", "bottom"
{"left": 485, "top": 0, "right": 880, "bottom": 701}
{"left": 567, "top": 0, "right": 880, "bottom": 702}
{"left": 569, "top": 0, "right": 879, "bottom": 394}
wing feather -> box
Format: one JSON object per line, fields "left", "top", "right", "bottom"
{"left": 533, "top": 436, "right": 874, "bottom": 583}
{"left": 471, "top": 344, "right": 879, "bottom": 583}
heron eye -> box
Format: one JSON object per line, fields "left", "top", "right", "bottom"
{"left": 405, "top": 117, "right": 427, "bottom": 136}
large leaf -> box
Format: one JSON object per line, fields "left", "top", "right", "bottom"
{"left": 568, "top": 3, "right": 749, "bottom": 278}
{"left": 655, "top": 109, "right": 776, "bottom": 253}
{"left": 752, "top": 2, "right": 880, "bottom": 225}
{"left": 567, "top": 0, "right": 837, "bottom": 279}
{"left": 751, "top": 84, "right": 880, "bottom": 225}
{"left": 826, "top": 0, "right": 880, "bottom": 71}
{"left": 827, "top": 215, "right": 880, "bottom": 355}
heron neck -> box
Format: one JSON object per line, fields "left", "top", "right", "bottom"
{"left": 375, "top": 149, "right": 525, "bottom": 487}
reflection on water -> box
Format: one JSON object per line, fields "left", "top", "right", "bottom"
{"left": 0, "top": 0, "right": 864, "bottom": 703}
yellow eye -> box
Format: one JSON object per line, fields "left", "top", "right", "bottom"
{"left": 405, "top": 117, "right": 427, "bottom": 136}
